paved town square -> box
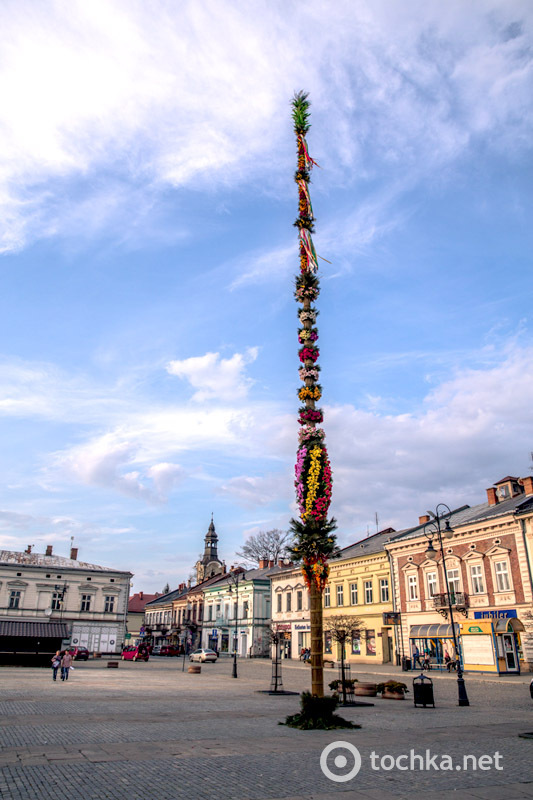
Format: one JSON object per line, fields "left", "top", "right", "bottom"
{"left": 1, "top": 658, "right": 532, "bottom": 800}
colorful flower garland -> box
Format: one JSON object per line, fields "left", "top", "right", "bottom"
{"left": 291, "top": 91, "right": 336, "bottom": 593}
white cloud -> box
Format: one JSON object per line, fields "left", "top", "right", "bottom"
{"left": 1, "top": 0, "right": 531, "bottom": 250}
{"left": 166, "top": 349, "right": 258, "bottom": 402}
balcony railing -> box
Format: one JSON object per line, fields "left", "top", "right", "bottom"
{"left": 432, "top": 592, "right": 469, "bottom": 616}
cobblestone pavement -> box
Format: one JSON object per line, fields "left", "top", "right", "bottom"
{"left": 0, "top": 658, "right": 532, "bottom": 800}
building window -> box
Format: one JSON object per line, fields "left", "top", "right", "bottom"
{"left": 51, "top": 592, "right": 63, "bottom": 611}
{"left": 243, "top": 601, "right": 249, "bottom": 618}
{"left": 380, "top": 579, "right": 389, "bottom": 603}
{"left": 286, "top": 593, "right": 292, "bottom": 612}
{"left": 495, "top": 561, "right": 511, "bottom": 592}
{"left": 324, "top": 632, "right": 332, "bottom": 654}
{"left": 427, "top": 572, "right": 437, "bottom": 597}
{"left": 80, "top": 594, "right": 91, "bottom": 612}
{"left": 8, "top": 590, "right": 21, "bottom": 609}
{"left": 447, "top": 568, "right": 461, "bottom": 595}
{"left": 233, "top": 602, "right": 238, "bottom": 619}
{"left": 277, "top": 594, "right": 282, "bottom": 613}
{"left": 296, "top": 591, "right": 303, "bottom": 611}
{"left": 104, "top": 596, "right": 115, "bottom": 613}
{"left": 350, "top": 582, "right": 358, "bottom": 605}
{"left": 336, "top": 585, "right": 344, "bottom": 606}
{"left": 407, "top": 574, "right": 418, "bottom": 601}
{"left": 364, "top": 580, "right": 373, "bottom": 604}
{"left": 470, "top": 564, "right": 485, "bottom": 594}
{"left": 207, "top": 605, "right": 212, "bottom": 621}
{"left": 216, "top": 603, "right": 221, "bottom": 618}
{"left": 324, "top": 586, "right": 330, "bottom": 608}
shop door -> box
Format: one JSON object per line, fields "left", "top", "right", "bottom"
{"left": 502, "top": 634, "right": 518, "bottom": 671}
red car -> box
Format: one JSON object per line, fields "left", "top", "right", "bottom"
{"left": 160, "top": 645, "right": 180, "bottom": 657}
{"left": 121, "top": 645, "right": 149, "bottom": 662}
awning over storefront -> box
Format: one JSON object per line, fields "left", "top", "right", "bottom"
{"left": 409, "top": 624, "right": 460, "bottom": 639}
{"left": 494, "top": 618, "right": 525, "bottom": 633}
{"left": 0, "top": 621, "right": 69, "bottom": 638}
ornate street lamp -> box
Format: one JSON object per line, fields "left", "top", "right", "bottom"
{"left": 423, "top": 504, "right": 469, "bottom": 707}
{"left": 228, "top": 571, "right": 243, "bottom": 679}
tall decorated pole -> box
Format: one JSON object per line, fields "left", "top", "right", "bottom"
{"left": 290, "top": 92, "right": 337, "bottom": 699}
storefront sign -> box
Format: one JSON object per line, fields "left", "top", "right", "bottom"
{"left": 461, "top": 622, "right": 493, "bottom": 635}
{"left": 276, "top": 624, "right": 292, "bottom": 631}
{"left": 294, "top": 623, "right": 310, "bottom": 630}
{"left": 474, "top": 609, "right": 517, "bottom": 620}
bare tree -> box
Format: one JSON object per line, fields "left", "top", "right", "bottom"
{"left": 324, "top": 614, "right": 365, "bottom": 704}
{"left": 235, "top": 529, "right": 291, "bottom": 566}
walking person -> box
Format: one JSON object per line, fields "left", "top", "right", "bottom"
{"left": 412, "top": 645, "right": 422, "bottom": 669}
{"left": 51, "top": 650, "right": 61, "bottom": 681}
{"left": 61, "top": 649, "right": 73, "bottom": 681}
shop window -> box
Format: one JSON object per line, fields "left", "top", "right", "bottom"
{"left": 104, "top": 595, "right": 115, "bottom": 613}
{"left": 324, "top": 586, "right": 330, "bottom": 608}
{"left": 8, "top": 590, "right": 21, "bottom": 609}
{"left": 407, "top": 574, "right": 418, "bottom": 601}
{"left": 470, "top": 564, "right": 485, "bottom": 594}
{"left": 286, "top": 593, "right": 292, "bottom": 612}
{"left": 324, "top": 632, "right": 332, "bottom": 654}
{"left": 351, "top": 634, "right": 361, "bottom": 655}
{"left": 366, "top": 630, "right": 376, "bottom": 656}
{"left": 336, "top": 585, "right": 344, "bottom": 606}
{"left": 80, "top": 594, "right": 91, "bottom": 612}
{"left": 350, "top": 582, "right": 358, "bottom": 605}
{"left": 364, "top": 581, "right": 373, "bottom": 604}
{"left": 296, "top": 591, "right": 303, "bottom": 611}
{"left": 380, "top": 578, "right": 389, "bottom": 603}
{"left": 495, "top": 561, "right": 511, "bottom": 592}
{"left": 277, "top": 594, "right": 282, "bottom": 613}
{"left": 426, "top": 572, "right": 437, "bottom": 597}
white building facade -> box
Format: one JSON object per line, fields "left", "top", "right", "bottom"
{"left": 270, "top": 564, "right": 310, "bottom": 659}
{"left": 0, "top": 545, "right": 131, "bottom": 658}
{"left": 201, "top": 567, "right": 272, "bottom": 657}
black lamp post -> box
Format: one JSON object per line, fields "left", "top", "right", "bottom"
{"left": 423, "top": 504, "right": 469, "bottom": 707}
{"left": 228, "top": 571, "right": 243, "bottom": 679}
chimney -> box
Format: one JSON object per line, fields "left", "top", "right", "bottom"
{"left": 25, "top": 545, "right": 32, "bottom": 554}
{"left": 45, "top": 545, "right": 53, "bottom": 556}
{"left": 521, "top": 476, "right": 533, "bottom": 496}
{"left": 139, "top": 591, "right": 143, "bottom": 600}
{"left": 259, "top": 558, "right": 268, "bottom": 569}
{"left": 418, "top": 515, "right": 430, "bottom": 525}
{"left": 487, "top": 487, "right": 498, "bottom": 506}
{"left": 70, "top": 547, "right": 78, "bottom": 561}
{"left": 278, "top": 558, "right": 285, "bottom": 568}
{"left": 268, "top": 559, "right": 274, "bottom": 568}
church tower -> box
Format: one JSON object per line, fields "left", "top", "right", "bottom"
{"left": 195, "top": 516, "right": 224, "bottom": 583}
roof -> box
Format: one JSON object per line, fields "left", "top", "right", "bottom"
{"left": 145, "top": 586, "right": 189, "bottom": 607}
{"left": 0, "top": 549, "right": 131, "bottom": 575}
{"left": 204, "top": 566, "right": 273, "bottom": 590}
{"left": 494, "top": 476, "right": 519, "bottom": 484}
{"left": 336, "top": 527, "right": 406, "bottom": 559}
{"left": 0, "top": 621, "right": 69, "bottom": 638}
{"left": 128, "top": 593, "right": 160, "bottom": 613}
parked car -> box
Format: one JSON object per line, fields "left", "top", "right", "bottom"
{"left": 189, "top": 648, "right": 218, "bottom": 663}
{"left": 530, "top": 679, "right": 533, "bottom": 700}
{"left": 160, "top": 645, "right": 181, "bottom": 657}
{"left": 69, "top": 647, "right": 90, "bottom": 661}
{"left": 121, "top": 645, "right": 150, "bottom": 662}
{"left": 151, "top": 645, "right": 162, "bottom": 656}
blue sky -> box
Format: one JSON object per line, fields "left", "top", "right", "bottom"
{"left": 1, "top": 0, "right": 533, "bottom": 591}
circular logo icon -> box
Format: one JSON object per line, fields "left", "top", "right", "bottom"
{"left": 320, "top": 741, "right": 361, "bottom": 783}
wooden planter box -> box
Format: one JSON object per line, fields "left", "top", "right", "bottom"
{"left": 382, "top": 691, "right": 405, "bottom": 700}
{"left": 354, "top": 683, "right": 377, "bottom": 697}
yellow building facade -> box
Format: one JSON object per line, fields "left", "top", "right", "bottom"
{"left": 323, "top": 529, "right": 400, "bottom": 665}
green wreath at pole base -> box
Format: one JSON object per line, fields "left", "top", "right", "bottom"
{"left": 280, "top": 691, "right": 361, "bottom": 730}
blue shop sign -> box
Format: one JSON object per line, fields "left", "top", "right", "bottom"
{"left": 474, "top": 609, "right": 517, "bottom": 620}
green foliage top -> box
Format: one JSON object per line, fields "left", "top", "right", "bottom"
{"left": 292, "top": 90, "right": 311, "bottom": 135}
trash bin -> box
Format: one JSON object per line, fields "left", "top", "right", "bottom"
{"left": 413, "top": 674, "right": 435, "bottom": 708}
{"left": 402, "top": 656, "right": 412, "bottom": 671}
